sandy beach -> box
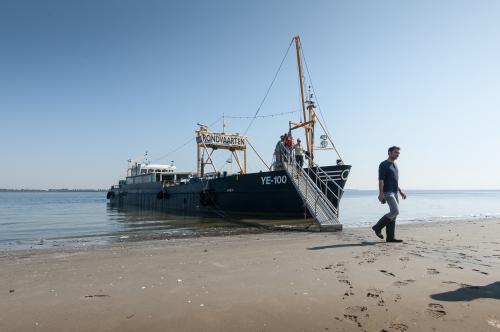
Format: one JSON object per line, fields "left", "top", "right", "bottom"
{"left": 1, "top": 218, "right": 500, "bottom": 332}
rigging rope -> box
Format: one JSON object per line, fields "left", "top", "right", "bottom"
{"left": 300, "top": 47, "right": 343, "bottom": 161}
{"left": 243, "top": 39, "right": 294, "bottom": 135}
{"left": 151, "top": 116, "right": 222, "bottom": 164}
{"left": 150, "top": 108, "right": 296, "bottom": 164}
{"left": 225, "top": 109, "right": 299, "bottom": 119}
{"left": 150, "top": 39, "right": 343, "bottom": 165}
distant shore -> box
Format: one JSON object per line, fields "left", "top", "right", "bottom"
{"left": 1, "top": 218, "right": 499, "bottom": 331}
{"left": 3, "top": 188, "right": 499, "bottom": 192}
{"left": 0, "top": 189, "right": 107, "bottom": 192}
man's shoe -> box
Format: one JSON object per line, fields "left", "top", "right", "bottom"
{"left": 386, "top": 239, "right": 403, "bottom": 243}
{"left": 372, "top": 226, "right": 384, "bottom": 239}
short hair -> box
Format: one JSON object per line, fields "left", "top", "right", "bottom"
{"left": 388, "top": 146, "right": 400, "bottom": 153}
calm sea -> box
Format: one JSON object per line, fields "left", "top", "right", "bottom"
{"left": 0, "top": 190, "right": 499, "bottom": 250}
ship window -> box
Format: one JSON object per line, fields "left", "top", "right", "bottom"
{"left": 162, "top": 174, "right": 173, "bottom": 181}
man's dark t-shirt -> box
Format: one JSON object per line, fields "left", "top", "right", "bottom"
{"left": 378, "top": 160, "right": 399, "bottom": 194}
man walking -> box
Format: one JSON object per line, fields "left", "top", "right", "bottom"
{"left": 372, "top": 146, "right": 407, "bottom": 242}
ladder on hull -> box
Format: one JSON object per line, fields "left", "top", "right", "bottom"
{"left": 279, "top": 144, "right": 343, "bottom": 231}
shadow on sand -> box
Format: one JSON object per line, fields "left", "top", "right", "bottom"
{"left": 308, "top": 241, "right": 380, "bottom": 250}
{"left": 431, "top": 282, "right": 500, "bottom": 301}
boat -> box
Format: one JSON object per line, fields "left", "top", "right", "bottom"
{"left": 107, "top": 36, "right": 351, "bottom": 230}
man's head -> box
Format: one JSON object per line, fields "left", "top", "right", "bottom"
{"left": 297, "top": 138, "right": 301, "bottom": 144}
{"left": 387, "top": 146, "right": 400, "bottom": 161}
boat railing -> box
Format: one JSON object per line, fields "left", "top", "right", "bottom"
{"left": 278, "top": 143, "right": 344, "bottom": 213}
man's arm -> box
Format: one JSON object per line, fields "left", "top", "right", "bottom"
{"left": 378, "top": 180, "right": 385, "bottom": 203}
{"left": 398, "top": 187, "right": 407, "bottom": 200}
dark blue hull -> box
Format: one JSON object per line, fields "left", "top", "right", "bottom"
{"left": 108, "top": 165, "right": 351, "bottom": 219}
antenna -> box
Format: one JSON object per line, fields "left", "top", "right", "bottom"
{"left": 197, "top": 123, "right": 208, "bottom": 131}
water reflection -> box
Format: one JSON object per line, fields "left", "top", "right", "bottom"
{"left": 106, "top": 203, "right": 310, "bottom": 244}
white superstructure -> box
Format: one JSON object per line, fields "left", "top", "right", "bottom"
{"left": 124, "top": 161, "right": 193, "bottom": 186}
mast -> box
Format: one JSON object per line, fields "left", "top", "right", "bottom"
{"left": 294, "top": 36, "right": 314, "bottom": 166}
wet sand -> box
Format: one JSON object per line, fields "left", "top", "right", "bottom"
{"left": 1, "top": 218, "right": 500, "bottom": 331}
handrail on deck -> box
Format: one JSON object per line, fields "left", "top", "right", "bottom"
{"left": 277, "top": 143, "right": 343, "bottom": 216}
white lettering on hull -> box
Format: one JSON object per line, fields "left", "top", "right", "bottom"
{"left": 260, "top": 175, "right": 287, "bottom": 185}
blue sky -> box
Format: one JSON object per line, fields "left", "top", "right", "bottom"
{"left": 1, "top": 0, "right": 499, "bottom": 189}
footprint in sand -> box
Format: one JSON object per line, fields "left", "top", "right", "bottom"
{"left": 344, "top": 306, "right": 367, "bottom": 315}
{"left": 447, "top": 259, "right": 461, "bottom": 264}
{"left": 366, "top": 288, "right": 383, "bottom": 299}
{"left": 394, "top": 294, "right": 402, "bottom": 302}
{"left": 379, "top": 269, "right": 396, "bottom": 277}
{"left": 343, "top": 306, "right": 367, "bottom": 327}
{"left": 472, "top": 269, "right": 489, "bottom": 275}
{"left": 487, "top": 318, "right": 500, "bottom": 329}
{"left": 338, "top": 279, "right": 351, "bottom": 286}
{"left": 392, "top": 281, "right": 409, "bottom": 287}
{"left": 84, "top": 294, "right": 110, "bottom": 299}
{"left": 399, "top": 256, "right": 410, "bottom": 262}
{"left": 442, "top": 281, "right": 480, "bottom": 289}
{"left": 343, "top": 291, "right": 355, "bottom": 297}
{"left": 343, "top": 314, "right": 358, "bottom": 323}
{"left": 426, "top": 303, "right": 446, "bottom": 318}
{"left": 389, "top": 322, "right": 408, "bottom": 331}
{"left": 404, "top": 279, "right": 416, "bottom": 283}
{"left": 457, "top": 283, "right": 472, "bottom": 288}
{"left": 427, "top": 268, "right": 440, "bottom": 275}
{"left": 442, "top": 281, "right": 457, "bottom": 285}
{"left": 447, "top": 263, "right": 464, "bottom": 269}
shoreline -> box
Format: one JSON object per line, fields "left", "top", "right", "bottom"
{"left": 2, "top": 215, "right": 499, "bottom": 253}
{"left": 1, "top": 218, "right": 500, "bottom": 331}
